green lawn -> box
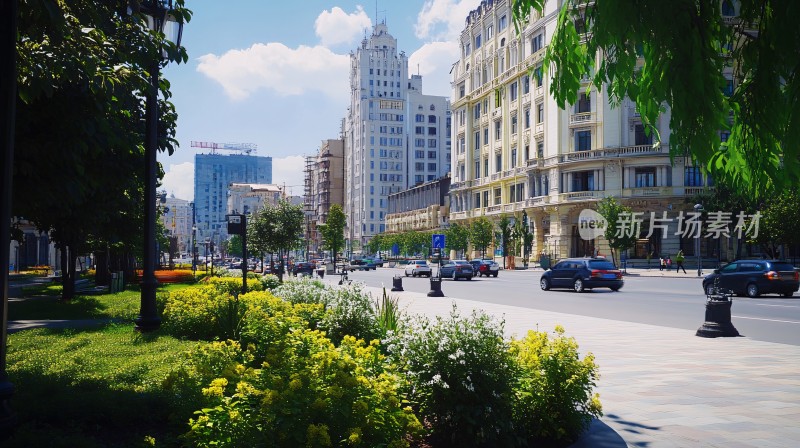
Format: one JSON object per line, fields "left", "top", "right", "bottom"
{"left": 5, "top": 282, "right": 200, "bottom": 447}
{"left": 9, "top": 283, "right": 193, "bottom": 321}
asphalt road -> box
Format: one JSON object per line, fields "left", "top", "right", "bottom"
{"left": 339, "top": 267, "right": 800, "bottom": 346}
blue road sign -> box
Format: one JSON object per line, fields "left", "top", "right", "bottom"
{"left": 432, "top": 233, "right": 445, "bottom": 249}
{"left": 392, "top": 243, "right": 400, "bottom": 255}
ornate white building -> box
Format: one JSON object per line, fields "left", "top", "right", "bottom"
{"left": 448, "top": 0, "right": 716, "bottom": 261}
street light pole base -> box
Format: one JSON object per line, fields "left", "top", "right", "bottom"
{"left": 391, "top": 275, "right": 404, "bottom": 292}
{"left": 0, "top": 378, "right": 17, "bottom": 438}
{"left": 427, "top": 276, "right": 444, "bottom": 297}
{"left": 134, "top": 315, "right": 162, "bottom": 333}
{"left": 696, "top": 299, "right": 740, "bottom": 338}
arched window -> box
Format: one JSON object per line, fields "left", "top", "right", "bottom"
{"left": 430, "top": 105, "right": 436, "bottom": 111}
{"left": 721, "top": 0, "right": 735, "bottom": 16}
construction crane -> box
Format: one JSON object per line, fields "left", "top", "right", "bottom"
{"left": 190, "top": 141, "right": 258, "bottom": 155}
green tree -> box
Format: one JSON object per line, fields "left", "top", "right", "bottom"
{"left": 497, "top": 215, "right": 513, "bottom": 268}
{"left": 596, "top": 197, "right": 637, "bottom": 266}
{"left": 690, "top": 176, "right": 757, "bottom": 259}
{"left": 445, "top": 223, "right": 470, "bottom": 258}
{"left": 274, "top": 200, "right": 305, "bottom": 276}
{"left": 470, "top": 217, "right": 494, "bottom": 258}
{"left": 319, "top": 204, "right": 346, "bottom": 267}
{"left": 227, "top": 235, "right": 243, "bottom": 258}
{"left": 750, "top": 189, "right": 800, "bottom": 259}
{"left": 11, "top": 1, "right": 191, "bottom": 299}
{"left": 512, "top": 0, "right": 799, "bottom": 198}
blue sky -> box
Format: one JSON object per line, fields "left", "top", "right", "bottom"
{"left": 160, "top": 0, "right": 481, "bottom": 201}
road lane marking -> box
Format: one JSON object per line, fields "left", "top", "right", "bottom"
{"left": 748, "top": 303, "right": 800, "bottom": 309}
{"left": 732, "top": 315, "right": 800, "bottom": 324}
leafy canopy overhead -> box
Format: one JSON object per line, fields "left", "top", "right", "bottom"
{"left": 512, "top": 0, "right": 799, "bottom": 198}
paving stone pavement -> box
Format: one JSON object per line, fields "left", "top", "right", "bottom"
{"left": 347, "top": 281, "right": 800, "bottom": 447}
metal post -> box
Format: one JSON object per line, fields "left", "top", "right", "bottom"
{"left": 241, "top": 214, "right": 247, "bottom": 295}
{"left": 1, "top": 0, "right": 19, "bottom": 432}
{"left": 695, "top": 203, "right": 703, "bottom": 277}
{"left": 136, "top": 60, "right": 161, "bottom": 332}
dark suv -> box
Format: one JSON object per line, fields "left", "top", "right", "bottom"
{"left": 540, "top": 258, "right": 623, "bottom": 292}
{"left": 702, "top": 260, "right": 799, "bottom": 298}
{"left": 292, "top": 262, "right": 315, "bottom": 276}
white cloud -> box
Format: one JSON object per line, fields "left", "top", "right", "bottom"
{"left": 415, "top": 0, "right": 481, "bottom": 41}
{"left": 315, "top": 6, "right": 372, "bottom": 48}
{"left": 272, "top": 155, "right": 307, "bottom": 197}
{"left": 161, "top": 161, "right": 195, "bottom": 201}
{"left": 196, "top": 43, "right": 349, "bottom": 102}
{"left": 409, "top": 41, "right": 460, "bottom": 97}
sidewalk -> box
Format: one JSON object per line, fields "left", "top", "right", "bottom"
{"left": 348, "top": 280, "right": 800, "bottom": 447}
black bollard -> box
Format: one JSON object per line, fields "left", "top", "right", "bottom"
{"left": 391, "top": 275, "right": 404, "bottom": 292}
{"left": 427, "top": 276, "right": 444, "bottom": 297}
{"left": 696, "top": 286, "right": 739, "bottom": 338}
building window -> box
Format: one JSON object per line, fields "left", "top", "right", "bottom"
{"left": 511, "top": 147, "right": 517, "bottom": 168}
{"left": 428, "top": 127, "right": 437, "bottom": 135}
{"left": 475, "top": 33, "right": 482, "bottom": 49}
{"left": 415, "top": 162, "right": 424, "bottom": 170}
{"left": 415, "top": 150, "right": 425, "bottom": 159}
{"left": 428, "top": 163, "right": 437, "bottom": 171}
{"left": 522, "top": 75, "right": 530, "bottom": 94}
{"left": 474, "top": 131, "right": 480, "bottom": 149}
{"left": 428, "top": 115, "right": 437, "bottom": 123}
{"left": 475, "top": 160, "right": 480, "bottom": 178}
{"left": 498, "top": 14, "right": 507, "bottom": 32}
{"left": 572, "top": 171, "right": 595, "bottom": 191}
{"left": 428, "top": 139, "right": 437, "bottom": 147}
{"left": 415, "top": 126, "right": 424, "bottom": 134}
{"left": 415, "top": 175, "right": 424, "bottom": 184}
{"left": 486, "top": 24, "right": 493, "bottom": 39}
{"left": 475, "top": 192, "right": 481, "bottom": 208}
{"left": 484, "top": 159, "right": 489, "bottom": 177}
{"left": 635, "top": 124, "right": 653, "bottom": 145}
{"left": 722, "top": 0, "right": 735, "bottom": 16}
{"left": 495, "top": 120, "right": 502, "bottom": 140}
{"left": 576, "top": 130, "right": 591, "bottom": 151}
{"left": 524, "top": 108, "right": 530, "bottom": 128}
{"left": 494, "top": 187, "right": 501, "bottom": 205}
{"left": 531, "top": 33, "right": 543, "bottom": 52}
{"left": 510, "top": 82, "right": 518, "bottom": 101}
{"left": 428, "top": 151, "right": 437, "bottom": 159}
{"left": 723, "top": 78, "right": 734, "bottom": 97}
{"left": 465, "top": 42, "right": 471, "bottom": 56}
{"left": 483, "top": 190, "right": 489, "bottom": 207}
{"left": 484, "top": 128, "right": 489, "bottom": 145}
{"left": 511, "top": 115, "right": 518, "bottom": 134}
{"left": 684, "top": 166, "right": 703, "bottom": 187}
{"left": 473, "top": 103, "right": 481, "bottom": 119}
{"left": 533, "top": 66, "right": 543, "bottom": 87}
{"left": 575, "top": 92, "right": 591, "bottom": 113}
{"left": 635, "top": 168, "right": 656, "bottom": 187}
{"left": 416, "top": 114, "right": 425, "bottom": 122}
{"left": 495, "top": 153, "right": 502, "bottom": 172}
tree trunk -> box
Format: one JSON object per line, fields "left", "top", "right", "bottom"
{"left": 95, "top": 249, "right": 109, "bottom": 286}
{"left": 62, "top": 245, "right": 75, "bottom": 301}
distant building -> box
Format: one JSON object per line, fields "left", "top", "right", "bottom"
{"left": 227, "top": 183, "right": 284, "bottom": 216}
{"left": 386, "top": 174, "right": 451, "bottom": 233}
{"left": 194, "top": 153, "right": 272, "bottom": 246}
{"left": 304, "top": 138, "right": 345, "bottom": 257}
{"left": 159, "top": 194, "right": 193, "bottom": 254}
{"left": 343, "top": 22, "right": 451, "bottom": 253}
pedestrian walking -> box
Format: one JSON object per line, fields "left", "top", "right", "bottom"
{"left": 667, "top": 256, "right": 672, "bottom": 269}
{"left": 659, "top": 256, "right": 665, "bottom": 271}
{"left": 676, "top": 250, "right": 687, "bottom": 274}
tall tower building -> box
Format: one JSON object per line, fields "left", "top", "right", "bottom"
{"left": 343, "top": 23, "right": 451, "bottom": 254}
{"left": 193, "top": 153, "right": 272, "bottom": 245}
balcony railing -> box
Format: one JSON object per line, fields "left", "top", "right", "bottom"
{"left": 569, "top": 112, "right": 595, "bottom": 126}
{"left": 560, "top": 144, "right": 668, "bottom": 163}
{"left": 451, "top": 211, "right": 469, "bottom": 220}
{"left": 486, "top": 205, "right": 502, "bottom": 214}
{"left": 490, "top": 173, "right": 501, "bottom": 181}
{"left": 560, "top": 191, "right": 604, "bottom": 201}
{"left": 525, "top": 196, "right": 550, "bottom": 207}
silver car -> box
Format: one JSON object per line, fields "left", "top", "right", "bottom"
{"left": 404, "top": 260, "right": 432, "bottom": 277}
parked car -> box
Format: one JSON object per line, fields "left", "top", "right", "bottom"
{"left": 702, "top": 260, "right": 799, "bottom": 298}
{"left": 404, "top": 260, "right": 432, "bottom": 277}
{"left": 439, "top": 260, "right": 474, "bottom": 280}
{"left": 540, "top": 258, "right": 623, "bottom": 292}
{"left": 292, "top": 262, "right": 315, "bottom": 276}
{"left": 470, "top": 259, "right": 500, "bottom": 277}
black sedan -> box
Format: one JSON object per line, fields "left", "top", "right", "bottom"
{"left": 439, "top": 260, "right": 474, "bottom": 280}
{"left": 540, "top": 257, "right": 623, "bottom": 292}
{"left": 702, "top": 260, "right": 799, "bottom": 297}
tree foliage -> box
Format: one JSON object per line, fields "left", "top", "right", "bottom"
{"left": 445, "top": 223, "right": 470, "bottom": 257}
{"left": 12, "top": 0, "right": 191, "bottom": 298}
{"left": 750, "top": 189, "right": 800, "bottom": 258}
{"left": 319, "top": 204, "right": 346, "bottom": 260}
{"left": 596, "top": 197, "right": 637, "bottom": 266}
{"left": 470, "top": 217, "right": 494, "bottom": 257}
{"left": 512, "top": 0, "right": 799, "bottom": 198}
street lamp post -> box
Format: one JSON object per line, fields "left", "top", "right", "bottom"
{"left": 133, "top": 0, "right": 183, "bottom": 332}
{"left": 1, "top": 0, "right": 19, "bottom": 432}
{"left": 191, "top": 225, "right": 197, "bottom": 276}
{"left": 695, "top": 203, "right": 703, "bottom": 277}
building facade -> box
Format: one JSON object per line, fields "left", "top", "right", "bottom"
{"left": 304, "top": 138, "right": 345, "bottom": 257}
{"left": 159, "top": 194, "right": 193, "bottom": 254}
{"left": 343, "top": 22, "right": 452, "bottom": 253}
{"left": 385, "top": 174, "right": 451, "bottom": 233}
{"left": 448, "top": 0, "right": 715, "bottom": 261}
{"left": 227, "top": 183, "right": 284, "bottom": 216}
{"left": 194, "top": 153, "right": 272, "bottom": 247}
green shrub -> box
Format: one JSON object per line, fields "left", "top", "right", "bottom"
{"left": 386, "top": 305, "right": 517, "bottom": 447}
{"left": 320, "top": 283, "right": 381, "bottom": 345}
{"left": 162, "top": 286, "right": 223, "bottom": 340}
{"left": 186, "top": 331, "right": 422, "bottom": 448}
{"left": 272, "top": 277, "right": 327, "bottom": 305}
{"left": 375, "top": 287, "right": 402, "bottom": 338}
{"left": 259, "top": 274, "right": 281, "bottom": 290}
{"left": 204, "top": 276, "right": 264, "bottom": 297}
{"left": 510, "top": 326, "right": 602, "bottom": 446}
